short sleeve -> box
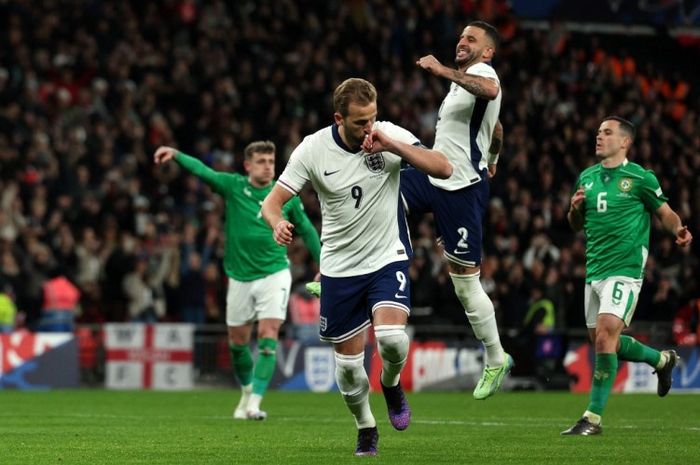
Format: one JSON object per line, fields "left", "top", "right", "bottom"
{"left": 466, "top": 62, "right": 499, "bottom": 83}
{"left": 277, "top": 142, "right": 311, "bottom": 195}
{"left": 381, "top": 121, "right": 420, "bottom": 146}
{"left": 639, "top": 169, "right": 668, "bottom": 212}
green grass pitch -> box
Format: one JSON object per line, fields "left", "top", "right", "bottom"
{"left": 2, "top": 390, "right": 698, "bottom": 464}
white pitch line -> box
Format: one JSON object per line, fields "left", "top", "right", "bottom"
{"left": 4, "top": 412, "right": 699, "bottom": 432}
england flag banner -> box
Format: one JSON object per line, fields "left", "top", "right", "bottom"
{"left": 105, "top": 323, "right": 194, "bottom": 390}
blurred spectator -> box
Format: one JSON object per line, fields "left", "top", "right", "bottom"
{"left": 37, "top": 268, "right": 81, "bottom": 332}
{"left": 522, "top": 233, "right": 560, "bottom": 270}
{"left": 0, "top": 290, "right": 17, "bottom": 333}
{"left": 648, "top": 276, "right": 680, "bottom": 322}
{"left": 179, "top": 224, "right": 215, "bottom": 324}
{"left": 672, "top": 298, "right": 700, "bottom": 346}
{"left": 287, "top": 284, "right": 321, "bottom": 342}
{"left": 122, "top": 254, "right": 158, "bottom": 323}
{"left": 523, "top": 286, "right": 556, "bottom": 335}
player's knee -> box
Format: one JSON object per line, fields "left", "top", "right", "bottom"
{"left": 334, "top": 352, "right": 368, "bottom": 395}
{"left": 594, "top": 330, "right": 617, "bottom": 353}
{"left": 375, "top": 325, "right": 409, "bottom": 363}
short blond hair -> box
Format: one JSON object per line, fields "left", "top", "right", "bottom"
{"left": 333, "top": 78, "right": 377, "bottom": 117}
{"left": 244, "top": 140, "right": 275, "bottom": 160}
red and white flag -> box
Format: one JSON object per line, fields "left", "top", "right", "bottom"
{"left": 104, "top": 323, "right": 194, "bottom": 390}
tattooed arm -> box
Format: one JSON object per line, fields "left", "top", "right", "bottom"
{"left": 416, "top": 54, "right": 499, "bottom": 100}
{"left": 487, "top": 119, "right": 503, "bottom": 178}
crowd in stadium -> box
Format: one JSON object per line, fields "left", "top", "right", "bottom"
{"left": 1, "top": 0, "right": 698, "bottom": 340}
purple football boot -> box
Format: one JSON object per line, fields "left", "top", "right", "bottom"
{"left": 354, "top": 427, "right": 379, "bottom": 456}
{"left": 381, "top": 381, "right": 411, "bottom": 430}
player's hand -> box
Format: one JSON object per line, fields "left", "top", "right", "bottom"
{"left": 273, "top": 220, "right": 295, "bottom": 245}
{"left": 570, "top": 188, "right": 585, "bottom": 213}
{"left": 487, "top": 164, "right": 497, "bottom": 178}
{"left": 154, "top": 146, "right": 177, "bottom": 164}
{"left": 676, "top": 226, "right": 693, "bottom": 247}
{"left": 416, "top": 54, "right": 444, "bottom": 76}
{"left": 362, "top": 130, "right": 393, "bottom": 154}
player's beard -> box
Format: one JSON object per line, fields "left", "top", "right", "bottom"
{"left": 455, "top": 48, "right": 478, "bottom": 69}
{"left": 345, "top": 131, "right": 366, "bottom": 151}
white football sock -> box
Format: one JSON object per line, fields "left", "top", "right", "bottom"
{"left": 583, "top": 410, "right": 602, "bottom": 425}
{"left": 235, "top": 384, "right": 252, "bottom": 411}
{"left": 248, "top": 394, "right": 262, "bottom": 413}
{"left": 234, "top": 384, "right": 252, "bottom": 418}
{"left": 375, "top": 324, "right": 409, "bottom": 387}
{"left": 335, "top": 352, "right": 376, "bottom": 429}
{"left": 451, "top": 272, "right": 505, "bottom": 366}
{"left": 656, "top": 351, "right": 669, "bottom": 370}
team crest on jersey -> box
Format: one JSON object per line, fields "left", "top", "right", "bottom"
{"left": 618, "top": 178, "right": 633, "bottom": 192}
{"left": 365, "top": 153, "right": 385, "bottom": 173}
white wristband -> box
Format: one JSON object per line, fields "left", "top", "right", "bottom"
{"left": 487, "top": 152, "right": 499, "bottom": 164}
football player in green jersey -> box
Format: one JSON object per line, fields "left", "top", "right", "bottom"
{"left": 154, "top": 141, "right": 321, "bottom": 420}
{"left": 561, "top": 116, "right": 692, "bottom": 435}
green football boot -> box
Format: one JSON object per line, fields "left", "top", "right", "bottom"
{"left": 305, "top": 281, "right": 321, "bottom": 297}
{"left": 473, "top": 353, "right": 514, "bottom": 400}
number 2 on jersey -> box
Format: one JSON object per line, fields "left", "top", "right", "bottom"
{"left": 457, "top": 227, "right": 469, "bottom": 249}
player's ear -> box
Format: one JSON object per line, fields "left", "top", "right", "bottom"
{"left": 621, "top": 135, "right": 632, "bottom": 150}
{"left": 483, "top": 45, "right": 494, "bottom": 60}
{"left": 333, "top": 112, "right": 343, "bottom": 126}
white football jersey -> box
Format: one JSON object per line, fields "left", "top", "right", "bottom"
{"left": 278, "top": 122, "right": 416, "bottom": 277}
{"left": 430, "top": 61, "right": 502, "bottom": 191}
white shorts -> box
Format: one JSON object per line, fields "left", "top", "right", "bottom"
{"left": 584, "top": 276, "right": 642, "bottom": 329}
{"left": 226, "top": 268, "right": 292, "bottom": 326}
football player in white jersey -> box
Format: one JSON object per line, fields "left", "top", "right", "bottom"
{"left": 262, "top": 78, "right": 452, "bottom": 456}
{"left": 408, "top": 20, "right": 513, "bottom": 399}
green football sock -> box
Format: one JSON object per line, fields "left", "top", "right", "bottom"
{"left": 230, "top": 343, "right": 254, "bottom": 386}
{"left": 587, "top": 353, "right": 618, "bottom": 416}
{"left": 252, "top": 338, "right": 278, "bottom": 396}
{"left": 617, "top": 335, "right": 662, "bottom": 368}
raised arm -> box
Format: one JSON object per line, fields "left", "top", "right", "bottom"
{"left": 261, "top": 184, "right": 296, "bottom": 246}
{"left": 154, "top": 146, "right": 224, "bottom": 191}
{"left": 416, "top": 55, "right": 499, "bottom": 100}
{"left": 363, "top": 130, "right": 453, "bottom": 179}
{"left": 655, "top": 203, "right": 693, "bottom": 247}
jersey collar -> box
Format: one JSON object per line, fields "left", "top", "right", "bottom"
{"left": 602, "top": 158, "right": 629, "bottom": 170}
{"left": 332, "top": 123, "right": 362, "bottom": 154}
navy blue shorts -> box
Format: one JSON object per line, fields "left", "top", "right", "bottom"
{"left": 319, "top": 261, "right": 411, "bottom": 343}
{"left": 400, "top": 167, "right": 489, "bottom": 267}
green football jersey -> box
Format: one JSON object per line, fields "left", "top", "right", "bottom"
{"left": 175, "top": 152, "right": 321, "bottom": 282}
{"left": 574, "top": 159, "right": 667, "bottom": 282}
